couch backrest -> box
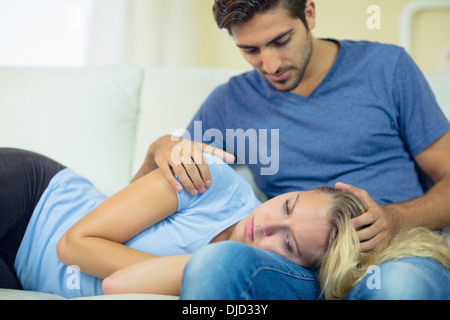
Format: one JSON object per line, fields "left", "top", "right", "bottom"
{"left": 0, "top": 66, "right": 143, "bottom": 195}
{"left": 0, "top": 66, "right": 448, "bottom": 197}
{"left": 132, "top": 67, "right": 243, "bottom": 175}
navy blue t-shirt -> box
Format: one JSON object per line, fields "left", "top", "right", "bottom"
{"left": 186, "top": 40, "right": 449, "bottom": 204}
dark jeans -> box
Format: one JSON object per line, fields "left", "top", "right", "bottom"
{"left": 0, "top": 148, "right": 65, "bottom": 289}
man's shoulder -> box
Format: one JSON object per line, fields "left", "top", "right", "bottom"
{"left": 337, "top": 39, "right": 407, "bottom": 75}
{"left": 218, "top": 70, "right": 259, "bottom": 89}
{"left": 207, "top": 69, "right": 262, "bottom": 101}
{"left": 340, "top": 39, "right": 405, "bottom": 60}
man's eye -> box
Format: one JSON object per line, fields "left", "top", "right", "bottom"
{"left": 274, "top": 38, "right": 291, "bottom": 47}
{"left": 244, "top": 49, "right": 258, "bottom": 55}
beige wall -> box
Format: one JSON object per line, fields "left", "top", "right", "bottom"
{"left": 192, "top": 0, "right": 450, "bottom": 73}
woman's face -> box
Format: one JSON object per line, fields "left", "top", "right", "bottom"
{"left": 234, "top": 190, "right": 332, "bottom": 267}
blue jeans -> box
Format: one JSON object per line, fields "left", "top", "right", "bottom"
{"left": 180, "top": 242, "right": 450, "bottom": 300}
{"left": 347, "top": 256, "right": 450, "bottom": 300}
{"left": 180, "top": 242, "right": 320, "bottom": 300}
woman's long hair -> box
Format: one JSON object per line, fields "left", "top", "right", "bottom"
{"left": 312, "top": 186, "right": 450, "bottom": 300}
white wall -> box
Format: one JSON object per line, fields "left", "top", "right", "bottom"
{"left": 0, "top": 0, "right": 127, "bottom": 67}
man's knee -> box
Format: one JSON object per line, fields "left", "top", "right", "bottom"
{"left": 180, "top": 241, "right": 320, "bottom": 300}
{"left": 180, "top": 242, "right": 256, "bottom": 299}
{"left": 347, "top": 258, "right": 449, "bottom": 300}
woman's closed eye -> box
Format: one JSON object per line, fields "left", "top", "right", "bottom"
{"left": 283, "top": 198, "right": 294, "bottom": 253}
{"left": 284, "top": 199, "right": 290, "bottom": 215}
{"left": 283, "top": 234, "right": 293, "bottom": 253}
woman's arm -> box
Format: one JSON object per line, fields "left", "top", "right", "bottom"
{"left": 102, "top": 254, "right": 191, "bottom": 296}
{"left": 57, "top": 168, "right": 178, "bottom": 279}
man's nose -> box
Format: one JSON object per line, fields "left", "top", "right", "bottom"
{"left": 261, "top": 49, "right": 281, "bottom": 75}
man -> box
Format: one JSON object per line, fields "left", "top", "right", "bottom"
{"left": 134, "top": 0, "right": 450, "bottom": 299}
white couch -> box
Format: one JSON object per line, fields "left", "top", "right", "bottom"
{"left": 0, "top": 66, "right": 449, "bottom": 300}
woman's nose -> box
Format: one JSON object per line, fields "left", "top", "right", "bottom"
{"left": 258, "top": 219, "right": 285, "bottom": 237}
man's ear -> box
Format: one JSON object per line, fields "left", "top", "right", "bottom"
{"left": 305, "top": 0, "right": 316, "bottom": 30}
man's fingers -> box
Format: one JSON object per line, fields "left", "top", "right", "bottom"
{"left": 181, "top": 144, "right": 212, "bottom": 193}
{"left": 171, "top": 162, "right": 200, "bottom": 195}
{"left": 351, "top": 210, "right": 376, "bottom": 229}
{"left": 202, "top": 143, "right": 236, "bottom": 163}
{"left": 164, "top": 138, "right": 236, "bottom": 195}
{"left": 167, "top": 140, "right": 203, "bottom": 195}
{"left": 196, "top": 143, "right": 236, "bottom": 190}
{"left": 356, "top": 219, "right": 380, "bottom": 241}
{"left": 359, "top": 236, "right": 379, "bottom": 252}
{"left": 191, "top": 145, "right": 212, "bottom": 188}
{"left": 335, "top": 182, "right": 394, "bottom": 252}
{"left": 359, "top": 232, "right": 389, "bottom": 252}
{"left": 193, "top": 152, "right": 212, "bottom": 188}
{"left": 164, "top": 143, "right": 199, "bottom": 194}
{"left": 158, "top": 162, "right": 184, "bottom": 193}
{"left": 178, "top": 152, "right": 206, "bottom": 195}
{"left": 335, "top": 182, "right": 372, "bottom": 209}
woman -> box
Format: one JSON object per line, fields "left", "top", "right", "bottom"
{"left": 103, "top": 185, "right": 450, "bottom": 299}
{"left": 1, "top": 148, "right": 449, "bottom": 298}
{"left": 1, "top": 148, "right": 334, "bottom": 298}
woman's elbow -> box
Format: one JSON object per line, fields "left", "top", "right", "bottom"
{"left": 102, "top": 272, "right": 126, "bottom": 295}
{"left": 56, "top": 231, "right": 78, "bottom": 266}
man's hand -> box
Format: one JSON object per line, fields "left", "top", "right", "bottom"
{"left": 142, "top": 135, "right": 235, "bottom": 195}
{"left": 335, "top": 182, "right": 400, "bottom": 252}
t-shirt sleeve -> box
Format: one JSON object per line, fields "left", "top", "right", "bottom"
{"left": 175, "top": 152, "right": 261, "bottom": 214}
{"left": 393, "top": 49, "right": 450, "bottom": 156}
{"left": 175, "top": 153, "right": 226, "bottom": 211}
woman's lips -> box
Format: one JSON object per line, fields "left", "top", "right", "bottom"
{"left": 247, "top": 217, "right": 254, "bottom": 242}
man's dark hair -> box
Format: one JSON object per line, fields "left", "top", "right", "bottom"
{"left": 213, "top": 0, "right": 308, "bottom": 33}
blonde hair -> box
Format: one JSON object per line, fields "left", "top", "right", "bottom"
{"left": 312, "top": 186, "right": 450, "bottom": 300}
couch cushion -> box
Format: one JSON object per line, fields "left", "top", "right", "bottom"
{"left": 132, "top": 67, "right": 243, "bottom": 174}
{"left": 0, "top": 66, "right": 143, "bottom": 195}
{"left": 0, "top": 289, "right": 178, "bottom": 300}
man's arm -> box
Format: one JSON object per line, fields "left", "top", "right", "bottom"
{"left": 388, "top": 130, "right": 450, "bottom": 230}
{"left": 337, "top": 130, "right": 450, "bottom": 251}
{"left": 131, "top": 153, "right": 156, "bottom": 183}
{"left": 131, "top": 139, "right": 161, "bottom": 182}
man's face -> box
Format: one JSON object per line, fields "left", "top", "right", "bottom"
{"left": 230, "top": 5, "right": 314, "bottom": 93}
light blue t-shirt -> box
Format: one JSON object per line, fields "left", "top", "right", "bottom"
{"left": 187, "top": 40, "right": 450, "bottom": 204}
{"left": 14, "top": 153, "right": 261, "bottom": 298}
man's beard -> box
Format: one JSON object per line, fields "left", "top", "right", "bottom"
{"left": 264, "top": 32, "right": 313, "bottom": 92}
